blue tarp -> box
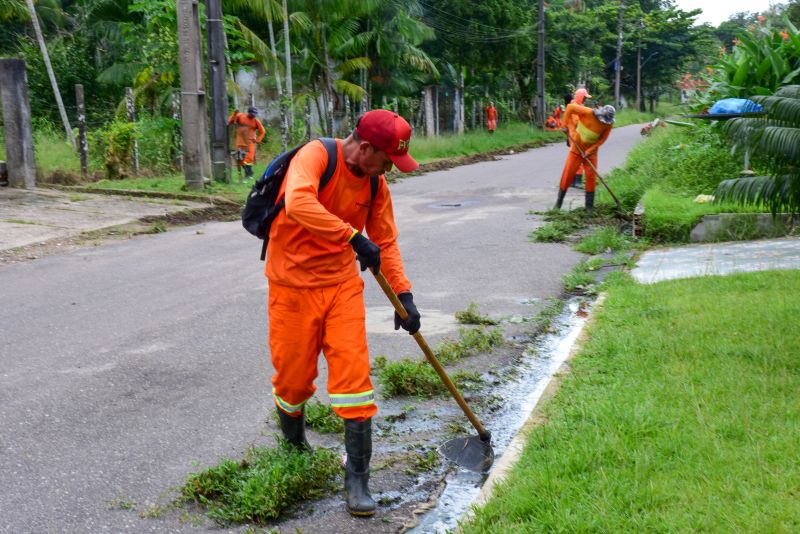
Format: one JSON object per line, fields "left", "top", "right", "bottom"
{"left": 709, "top": 98, "right": 764, "bottom": 114}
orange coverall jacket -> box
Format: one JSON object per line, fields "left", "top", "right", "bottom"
{"left": 562, "top": 103, "right": 612, "bottom": 157}
{"left": 266, "top": 139, "right": 411, "bottom": 295}
{"left": 228, "top": 111, "right": 265, "bottom": 148}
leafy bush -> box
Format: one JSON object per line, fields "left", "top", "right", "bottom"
{"left": 88, "top": 116, "right": 179, "bottom": 178}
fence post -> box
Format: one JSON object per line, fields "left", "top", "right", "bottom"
{"left": 172, "top": 91, "right": 183, "bottom": 171}
{"left": 0, "top": 59, "right": 36, "bottom": 188}
{"left": 75, "top": 84, "right": 88, "bottom": 179}
{"left": 125, "top": 87, "right": 139, "bottom": 175}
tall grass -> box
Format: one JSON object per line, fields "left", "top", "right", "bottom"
{"left": 464, "top": 271, "right": 800, "bottom": 533}
{"left": 410, "top": 122, "right": 560, "bottom": 164}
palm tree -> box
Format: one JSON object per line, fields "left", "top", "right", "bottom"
{"left": 715, "top": 84, "right": 800, "bottom": 213}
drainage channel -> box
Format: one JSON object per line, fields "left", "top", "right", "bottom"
{"left": 407, "top": 297, "right": 591, "bottom": 533}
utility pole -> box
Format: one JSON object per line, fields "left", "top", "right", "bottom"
{"left": 0, "top": 59, "right": 36, "bottom": 188}
{"left": 536, "top": 0, "right": 546, "bottom": 127}
{"left": 614, "top": 0, "right": 625, "bottom": 110}
{"left": 25, "top": 0, "right": 75, "bottom": 149}
{"left": 282, "top": 0, "right": 294, "bottom": 133}
{"left": 177, "top": 0, "right": 211, "bottom": 190}
{"left": 206, "top": 0, "right": 230, "bottom": 182}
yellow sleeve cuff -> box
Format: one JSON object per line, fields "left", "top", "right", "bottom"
{"left": 347, "top": 228, "right": 359, "bottom": 242}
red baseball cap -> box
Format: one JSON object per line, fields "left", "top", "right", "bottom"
{"left": 356, "top": 110, "right": 418, "bottom": 172}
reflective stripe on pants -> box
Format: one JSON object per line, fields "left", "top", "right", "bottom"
{"left": 268, "top": 275, "right": 377, "bottom": 420}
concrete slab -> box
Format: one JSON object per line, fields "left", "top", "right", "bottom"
{"left": 0, "top": 187, "right": 212, "bottom": 251}
{"left": 631, "top": 237, "right": 800, "bottom": 284}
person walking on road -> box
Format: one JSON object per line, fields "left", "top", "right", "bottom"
{"left": 266, "top": 109, "right": 422, "bottom": 517}
{"left": 228, "top": 106, "right": 266, "bottom": 179}
{"left": 486, "top": 101, "right": 498, "bottom": 133}
{"left": 554, "top": 103, "right": 615, "bottom": 212}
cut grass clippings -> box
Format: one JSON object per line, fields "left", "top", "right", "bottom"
{"left": 182, "top": 442, "right": 340, "bottom": 525}
{"left": 435, "top": 326, "right": 504, "bottom": 364}
{"left": 303, "top": 399, "right": 344, "bottom": 434}
{"left": 455, "top": 302, "right": 499, "bottom": 326}
{"left": 463, "top": 271, "right": 800, "bottom": 533}
{"left": 373, "top": 355, "right": 484, "bottom": 398}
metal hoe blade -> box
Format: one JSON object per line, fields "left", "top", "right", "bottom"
{"left": 439, "top": 434, "right": 494, "bottom": 473}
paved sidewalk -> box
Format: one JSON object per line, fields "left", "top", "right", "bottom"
{"left": 631, "top": 236, "right": 800, "bottom": 284}
{"left": 0, "top": 187, "right": 215, "bottom": 252}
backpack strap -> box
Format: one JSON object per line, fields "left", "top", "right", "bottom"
{"left": 319, "top": 137, "right": 339, "bottom": 191}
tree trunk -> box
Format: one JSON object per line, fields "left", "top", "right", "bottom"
{"left": 267, "top": 18, "right": 287, "bottom": 151}
{"left": 25, "top": 0, "right": 75, "bottom": 148}
{"left": 282, "top": 0, "right": 293, "bottom": 131}
{"left": 321, "top": 28, "right": 334, "bottom": 137}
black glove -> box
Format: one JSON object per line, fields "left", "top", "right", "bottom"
{"left": 394, "top": 292, "right": 421, "bottom": 334}
{"left": 350, "top": 232, "right": 381, "bottom": 272}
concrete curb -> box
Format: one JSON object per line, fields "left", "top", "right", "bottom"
{"left": 457, "top": 293, "right": 607, "bottom": 529}
{"left": 43, "top": 184, "right": 241, "bottom": 207}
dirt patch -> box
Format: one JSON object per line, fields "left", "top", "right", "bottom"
{"left": 0, "top": 203, "right": 240, "bottom": 268}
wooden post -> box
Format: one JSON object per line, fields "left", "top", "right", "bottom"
{"left": 0, "top": 59, "right": 36, "bottom": 188}
{"left": 434, "top": 87, "right": 439, "bottom": 136}
{"left": 75, "top": 84, "right": 88, "bottom": 179}
{"left": 177, "top": 0, "right": 211, "bottom": 190}
{"left": 423, "top": 87, "right": 435, "bottom": 137}
{"left": 125, "top": 87, "right": 139, "bottom": 175}
{"left": 206, "top": 0, "right": 230, "bottom": 182}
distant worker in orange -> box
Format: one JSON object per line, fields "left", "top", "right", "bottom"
{"left": 554, "top": 103, "right": 615, "bottom": 212}
{"left": 486, "top": 101, "right": 498, "bottom": 133}
{"left": 267, "top": 110, "right": 421, "bottom": 517}
{"left": 228, "top": 106, "right": 266, "bottom": 179}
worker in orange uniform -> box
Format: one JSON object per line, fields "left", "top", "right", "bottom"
{"left": 568, "top": 88, "right": 592, "bottom": 187}
{"left": 554, "top": 103, "right": 615, "bottom": 212}
{"left": 267, "top": 109, "right": 421, "bottom": 517}
{"left": 486, "top": 101, "right": 498, "bottom": 133}
{"left": 228, "top": 106, "right": 266, "bottom": 179}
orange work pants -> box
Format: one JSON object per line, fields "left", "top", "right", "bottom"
{"left": 268, "top": 275, "right": 376, "bottom": 421}
{"left": 236, "top": 141, "right": 256, "bottom": 166}
{"left": 559, "top": 150, "right": 597, "bottom": 193}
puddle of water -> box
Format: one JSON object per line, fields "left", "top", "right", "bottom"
{"left": 407, "top": 297, "right": 590, "bottom": 533}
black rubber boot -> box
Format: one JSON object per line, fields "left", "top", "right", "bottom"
{"left": 277, "top": 408, "right": 312, "bottom": 452}
{"left": 344, "top": 418, "right": 376, "bottom": 517}
{"left": 572, "top": 174, "right": 583, "bottom": 188}
{"left": 585, "top": 191, "right": 595, "bottom": 213}
{"left": 554, "top": 188, "right": 567, "bottom": 210}
{"left": 244, "top": 165, "right": 254, "bottom": 179}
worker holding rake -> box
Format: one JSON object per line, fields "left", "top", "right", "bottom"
{"left": 554, "top": 102, "right": 615, "bottom": 212}
{"left": 266, "top": 110, "right": 421, "bottom": 517}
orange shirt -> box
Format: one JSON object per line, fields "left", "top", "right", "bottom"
{"left": 266, "top": 139, "right": 411, "bottom": 294}
{"left": 486, "top": 106, "right": 497, "bottom": 121}
{"left": 228, "top": 112, "right": 265, "bottom": 147}
{"left": 562, "top": 103, "right": 612, "bottom": 156}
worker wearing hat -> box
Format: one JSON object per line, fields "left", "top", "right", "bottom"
{"left": 555, "top": 103, "right": 615, "bottom": 211}
{"left": 266, "top": 109, "right": 421, "bottom": 517}
{"left": 228, "top": 106, "right": 266, "bottom": 179}
{"left": 567, "top": 87, "right": 592, "bottom": 187}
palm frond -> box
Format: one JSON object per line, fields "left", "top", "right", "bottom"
{"left": 333, "top": 79, "right": 365, "bottom": 101}
{"left": 236, "top": 20, "right": 282, "bottom": 72}
{"left": 336, "top": 57, "right": 371, "bottom": 76}
{"left": 715, "top": 173, "right": 800, "bottom": 214}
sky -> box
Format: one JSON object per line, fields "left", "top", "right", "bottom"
{"left": 672, "top": 0, "right": 779, "bottom": 26}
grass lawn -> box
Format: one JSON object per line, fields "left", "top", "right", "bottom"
{"left": 464, "top": 270, "right": 800, "bottom": 533}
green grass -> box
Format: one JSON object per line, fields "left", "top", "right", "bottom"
{"left": 573, "top": 225, "right": 633, "bottom": 254}
{"left": 303, "top": 399, "right": 344, "bottom": 434}
{"left": 455, "top": 302, "right": 499, "bottom": 325}
{"left": 410, "top": 122, "right": 561, "bottom": 164}
{"left": 373, "top": 355, "right": 484, "bottom": 398}
{"left": 182, "top": 442, "right": 341, "bottom": 525}
{"left": 612, "top": 102, "right": 680, "bottom": 128}
{"left": 434, "top": 326, "right": 504, "bottom": 364}
{"left": 464, "top": 271, "right": 800, "bottom": 533}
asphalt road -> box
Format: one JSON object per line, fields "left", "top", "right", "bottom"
{"left": 0, "top": 125, "right": 643, "bottom": 533}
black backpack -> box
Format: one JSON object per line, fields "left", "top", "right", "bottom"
{"left": 242, "top": 137, "right": 378, "bottom": 260}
